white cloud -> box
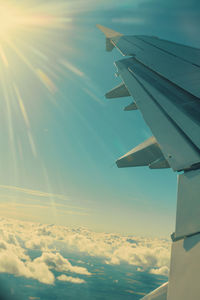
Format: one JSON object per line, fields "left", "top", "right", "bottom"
{"left": 0, "top": 217, "right": 170, "bottom": 286}
{"left": 57, "top": 274, "right": 86, "bottom": 284}
{"left": 0, "top": 242, "right": 55, "bottom": 284}
{"left": 34, "top": 252, "right": 91, "bottom": 275}
{"left": 150, "top": 266, "right": 169, "bottom": 276}
{"left": 26, "top": 260, "right": 55, "bottom": 285}
{"left": 0, "top": 185, "right": 68, "bottom": 201}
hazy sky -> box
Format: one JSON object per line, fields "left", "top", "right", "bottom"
{"left": 0, "top": 0, "right": 199, "bottom": 236}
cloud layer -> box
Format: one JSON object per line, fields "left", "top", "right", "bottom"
{"left": 0, "top": 217, "right": 170, "bottom": 285}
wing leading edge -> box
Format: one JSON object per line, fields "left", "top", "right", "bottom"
{"left": 98, "top": 25, "right": 200, "bottom": 300}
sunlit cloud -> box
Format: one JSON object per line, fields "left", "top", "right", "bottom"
{"left": 0, "top": 202, "right": 89, "bottom": 216}
{"left": 57, "top": 274, "right": 86, "bottom": 284}
{"left": 0, "top": 217, "right": 170, "bottom": 286}
{"left": 0, "top": 218, "right": 92, "bottom": 284}
{"left": 2, "top": 218, "right": 170, "bottom": 272}
{"left": 150, "top": 266, "right": 169, "bottom": 276}
{"left": 0, "top": 185, "right": 68, "bottom": 201}
{"left": 0, "top": 184, "right": 90, "bottom": 223}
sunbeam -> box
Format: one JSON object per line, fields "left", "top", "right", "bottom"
{"left": 0, "top": 0, "right": 75, "bottom": 162}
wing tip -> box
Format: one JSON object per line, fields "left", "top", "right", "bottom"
{"left": 96, "top": 24, "right": 123, "bottom": 38}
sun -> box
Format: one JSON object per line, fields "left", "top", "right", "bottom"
{"left": 0, "top": 4, "right": 21, "bottom": 36}
{"left": 0, "top": 0, "right": 73, "bottom": 158}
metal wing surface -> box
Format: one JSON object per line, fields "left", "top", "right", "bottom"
{"left": 97, "top": 24, "right": 200, "bottom": 172}
{"left": 97, "top": 25, "right": 200, "bottom": 300}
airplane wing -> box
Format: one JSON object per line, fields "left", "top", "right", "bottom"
{"left": 97, "top": 24, "right": 200, "bottom": 300}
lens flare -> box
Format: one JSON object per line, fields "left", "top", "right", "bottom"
{"left": 0, "top": 0, "right": 74, "bottom": 160}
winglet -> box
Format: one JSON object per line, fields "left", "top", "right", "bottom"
{"left": 97, "top": 24, "right": 123, "bottom": 52}
{"left": 96, "top": 24, "right": 123, "bottom": 38}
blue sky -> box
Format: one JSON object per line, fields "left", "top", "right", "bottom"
{"left": 0, "top": 0, "right": 199, "bottom": 236}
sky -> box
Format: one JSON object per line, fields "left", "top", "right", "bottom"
{"left": 0, "top": 0, "right": 199, "bottom": 237}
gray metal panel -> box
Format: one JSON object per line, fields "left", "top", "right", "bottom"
{"left": 175, "top": 169, "right": 200, "bottom": 239}
{"left": 138, "top": 36, "right": 200, "bottom": 67}
{"left": 125, "top": 58, "right": 200, "bottom": 152}
{"left": 142, "top": 282, "right": 168, "bottom": 300}
{"left": 106, "top": 38, "right": 115, "bottom": 52}
{"left": 112, "top": 35, "right": 141, "bottom": 56}
{"left": 112, "top": 35, "right": 200, "bottom": 98}
{"left": 149, "top": 157, "right": 170, "bottom": 169}
{"left": 115, "top": 58, "right": 200, "bottom": 171}
{"left": 167, "top": 234, "right": 200, "bottom": 300}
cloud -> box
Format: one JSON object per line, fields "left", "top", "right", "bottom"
{"left": 0, "top": 218, "right": 92, "bottom": 285}
{"left": 0, "top": 202, "right": 89, "bottom": 217}
{"left": 34, "top": 252, "right": 91, "bottom": 275}
{"left": 150, "top": 266, "right": 169, "bottom": 276}
{"left": 0, "top": 217, "right": 170, "bottom": 286}
{"left": 0, "top": 185, "right": 67, "bottom": 201}
{"left": 57, "top": 274, "right": 86, "bottom": 284}
{"left": 26, "top": 260, "right": 55, "bottom": 285}
{"left": 0, "top": 240, "right": 55, "bottom": 285}
{"left": 0, "top": 185, "right": 90, "bottom": 223}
